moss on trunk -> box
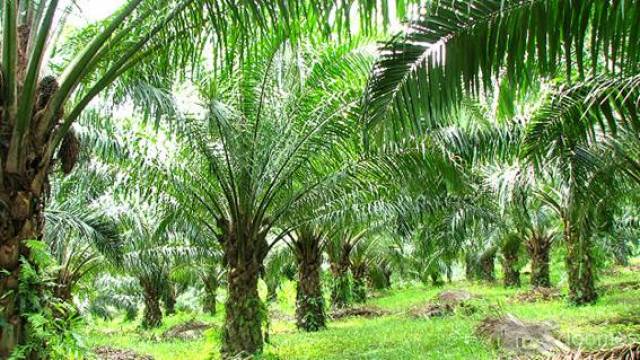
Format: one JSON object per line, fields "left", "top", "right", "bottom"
{"left": 0, "top": 191, "right": 48, "bottom": 357}
{"left": 202, "top": 272, "right": 219, "bottom": 316}
{"left": 479, "top": 246, "right": 498, "bottom": 282}
{"left": 502, "top": 253, "right": 521, "bottom": 288}
{"left": 221, "top": 262, "right": 264, "bottom": 358}
{"left": 218, "top": 219, "right": 269, "bottom": 359}
{"left": 527, "top": 234, "right": 552, "bottom": 288}
{"left": 330, "top": 246, "right": 352, "bottom": 308}
{"left": 564, "top": 223, "right": 597, "bottom": 305}
{"left": 162, "top": 283, "right": 176, "bottom": 316}
{"left": 351, "top": 263, "right": 367, "bottom": 303}
{"left": 501, "top": 236, "right": 521, "bottom": 288}
{"left": 464, "top": 251, "right": 481, "bottom": 281}
{"left": 294, "top": 236, "right": 325, "bottom": 332}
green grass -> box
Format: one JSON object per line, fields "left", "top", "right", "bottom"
{"left": 83, "top": 262, "right": 640, "bottom": 359}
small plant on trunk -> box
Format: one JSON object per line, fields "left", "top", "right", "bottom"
{"left": 289, "top": 227, "right": 326, "bottom": 331}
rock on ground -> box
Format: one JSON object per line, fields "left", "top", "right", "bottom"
{"left": 408, "top": 303, "right": 455, "bottom": 319}
{"left": 476, "top": 314, "right": 570, "bottom": 358}
{"left": 161, "top": 319, "right": 212, "bottom": 341}
{"left": 269, "top": 307, "right": 295, "bottom": 322}
{"left": 330, "top": 306, "right": 389, "bottom": 319}
{"left": 552, "top": 343, "right": 640, "bottom": 360}
{"left": 514, "top": 287, "right": 564, "bottom": 303}
{"left": 409, "top": 290, "right": 478, "bottom": 319}
{"left": 94, "top": 346, "right": 153, "bottom": 360}
{"left": 437, "top": 290, "right": 474, "bottom": 304}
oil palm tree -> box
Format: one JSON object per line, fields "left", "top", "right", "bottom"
{"left": 363, "top": 0, "right": 640, "bottom": 304}
{"left": 115, "top": 196, "right": 205, "bottom": 328}
{"left": 168, "top": 38, "right": 373, "bottom": 356}
{"left": 0, "top": 0, "right": 422, "bottom": 354}
{"left": 118, "top": 202, "right": 175, "bottom": 328}
{"left": 326, "top": 227, "right": 369, "bottom": 308}
{"left": 44, "top": 198, "right": 122, "bottom": 302}
{"left": 520, "top": 78, "right": 640, "bottom": 303}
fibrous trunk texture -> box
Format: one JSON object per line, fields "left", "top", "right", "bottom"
{"left": 163, "top": 283, "right": 176, "bottom": 316}
{"left": 351, "top": 263, "right": 367, "bottom": 303}
{"left": 465, "top": 252, "right": 480, "bottom": 281}
{"left": 0, "top": 172, "right": 51, "bottom": 356}
{"left": 266, "top": 281, "right": 278, "bottom": 303}
{"left": 564, "top": 223, "right": 597, "bottom": 305}
{"left": 202, "top": 272, "right": 219, "bottom": 316}
{"left": 54, "top": 270, "right": 73, "bottom": 303}
{"left": 502, "top": 253, "right": 521, "bottom": 288}
{"left": 0, "top": 192, "right": 41, "bottom": 357}
{"left": 527, "top": 234, "right": 552, "bottom": 288}
{"left": 0, "top": 32, "right": 71, "bottom": 354}
{"left": 479, "top": 247, "right": 497, "bottom": 282}
{"left": 141, "top": 282, "right": 162, "bottom": 328}
{"left": 501, "top": 241, "right": 521, "bottom": 288}
{"left": 430, "top": 271, "right": 444, "bottom": 286}
{"left": 294, "top": 235, "right": 325, "bottom": 332}
{"left": 330, "top": 245, "right": 352, "bottom": 308}
{"left": 218, "top": 219, "right": 268, "bottom": 359}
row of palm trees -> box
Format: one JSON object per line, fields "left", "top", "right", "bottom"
{"left": 2, "top": 0, "right": 640, "bottom": 358}
{"left": 0, "top": 0, "right": 422, "bottom": 356}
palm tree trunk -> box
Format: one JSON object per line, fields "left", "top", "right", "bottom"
{"left": 141, "top": 281, "right": 162, "bottom": 328}
{"left": 464, "top": 252, "right": 480, "bottom": 281}
{"left": 430, "top": 271, "right": 444, "bottom": 286}
{"left": 202, "top": 272, "right": 219, "bottom": 316}
{"left": 564, "top": 222, "right": 597, "bottom": 305}
{"left": 351, "top": 263, "right": 367, "bottom": 303}
{"left": 54, "top": 270, "right": 73, "bottom": 303}
{"left": 526, "top": 235, "right": 552, "bottom": 288}
{"left": 163, "top": 283, "right": 176, "bottom": 316}
{"left": 502, "top": 253, "right": 521, "bottom": 287}
{"left": 330, "top": 248, "right": 352, "bottom": 308}
{"left": 219, "top": 223, "right": 268, "bottom": 359}
{"left": 0, "top": 36, "right": 66, "bottom": 353}
{"left": 383, "top": 266, "right": 392, "bottom": 288}
{"left": 222, "top": 258, "right": 263, "bottom": 358}
{"left": 479, "top": 247, "right": 497, "bottom": 282}
{"left": 0, "top": 188, "right": 48, "bottom": 357}
{"left": 266, "top": 281, "right": 278, "bottom": 303}
{"left": 295, "top": 239, "right": 325, "bottom": 332}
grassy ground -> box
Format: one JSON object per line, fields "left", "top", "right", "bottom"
{"left": 83, "top": 261, "right": 640, "bottom": 359}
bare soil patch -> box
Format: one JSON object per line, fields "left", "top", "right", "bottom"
{"left": 628, "top": 264, "right": 640, "bottom": 272}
